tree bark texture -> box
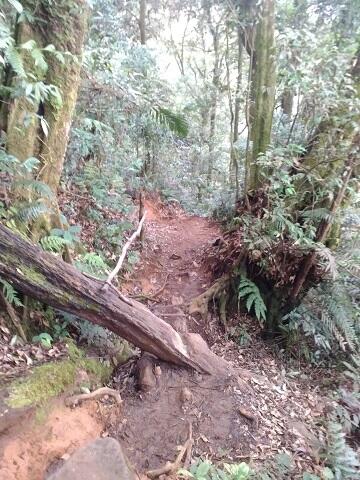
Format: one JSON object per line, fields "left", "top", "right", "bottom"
{"left": 246, "top": 0, "right": 276, "bottom": 191}
{"left": 0, "top": 225, "right": 227, "bottom": 374}
{"left": 7, "top": 1, "right": 88, "bottom": 194}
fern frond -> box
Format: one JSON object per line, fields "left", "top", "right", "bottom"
{"left": 238, "top": 277, "right": 267, "bottom": 323}
{"left": 16, "top": 202, "right": 50, "bottom": 223}
{"left": 30, "top": 47, "right": 47, "bottom": 73}
{"left": 40, "top": 235, "right": 70, "bottom": 253}
{"left": 75, "top": 253, "right": 109, "bottom": 279}
{"left": 152, "top": 106, "right": 189, "bottom": 137}
{"left": 325, "top": 421, "right": 359, "bottom": 479}
{"left": 13, "top": 179, "right": 53, "bottom": 199}
{"left": 302, "top": 208, "right": 333, "bottom": 222}
{"left": 0, "top": 277, "right": 23, "bottom": 306}
{"left": 343, "top": 355, "right": 360, "bottom": 385}
{"left": 6, "top": 45, "right": 26, "bottom": 77}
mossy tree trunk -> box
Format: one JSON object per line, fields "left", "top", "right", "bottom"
{"left": 229, "top": 26, "right": 242, "bottom": 199}
{"left": 244, "top": 0, "right": 276, "bottom": 192}
{"left": 204, "top": 3, "right": 222, "bottom": 186}
{"left": 6, "top": 1, "right": 88, "bottom": 195}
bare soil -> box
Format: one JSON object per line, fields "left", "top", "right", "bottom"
{"left": 0, "top": 400, "right": 103, "bottom": 480}
{"left": 111, "top": 200, "right": 328, "bottom": 474}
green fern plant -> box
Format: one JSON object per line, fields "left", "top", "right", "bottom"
{"left": 0, "top": 277, "right": 23, "bottom": 306}
{"left": 151, "top": 106, "right": 189, "bottom": 137}
{"left": 343, "top": 355, "right": 360, "bottom": 386}
{"left": 324, "top": 421, "right": 359, "bottom": 479}
{"left": 40, "top": 235, "right": 71, "bottom": 253}
{"left": 238, "top": 277, "right": 267, "bottom": 323}
{"left": 16, "top": 201, "right": 50, "bottom": 224}
{"left": 75, "top": 253, "right": 109, "bottom": 278}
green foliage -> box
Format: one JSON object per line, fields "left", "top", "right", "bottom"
{"left": 0, "top": 277, "right": 23, "bottom": 306}
{"left": 32, "top": 332, "right": 53, "bottom": 348}
{"left": 59, "top": 312, "right": 132, "bottom": 360}
{"left": 7, "top": 349, "right": 112, "bottom": 408}
{"left": 283, "top": 274, "right": 359, "bottom": 358}
{"left": 238, "top": 277, "right": 267, "bottom": 323}
{"left": 75, "top": 252, "right": 109, "bottom": 278}
{"left": 179, "top": 460, "right": 251, "bottom": 480}
{"left": 255, "top": 453, "right": 293, "bottom": 479}
{"left": 324, "top": 421, "right": 359, "bottom": 479}
{"left": 152, "top": 106, "right": 189, "bottom": 137}
{"left": 343, "top": 355, "right": 360, "bottom": 385}
{"left": 40, "top": 235, "right": 69, "bottom": 253}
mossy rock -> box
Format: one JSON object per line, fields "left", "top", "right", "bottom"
{"left": 7, "top": 344, "right": 112, "bottom": 409}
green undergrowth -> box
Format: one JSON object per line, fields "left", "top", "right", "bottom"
{"left": 7, "top": 342, "right": 112, "bottom": 408}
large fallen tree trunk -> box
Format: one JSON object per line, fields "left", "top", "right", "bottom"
{"left": 0, "top": 225, "right": 226, "bottom": 374}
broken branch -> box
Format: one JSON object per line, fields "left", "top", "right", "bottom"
{"left": 102, "top": 212, "right": 147, "bottom": 291}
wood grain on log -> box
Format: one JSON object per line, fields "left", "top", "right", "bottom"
{"left": 0, "top": 225, "right": 227, "bottom": 374}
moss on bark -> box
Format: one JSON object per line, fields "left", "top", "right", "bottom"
{"left": 246, "top": 0, "right": 276, "bottom": 191}
{"left": 6, "top": 1, "right": 88, "bottom": 195}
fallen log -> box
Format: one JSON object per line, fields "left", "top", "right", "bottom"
{"left": 0, "top": 225, "right": 227, "bottom": 374}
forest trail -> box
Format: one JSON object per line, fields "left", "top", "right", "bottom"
{"left": 110, "top": 200, "right": 327, "bottom": 473}
{"left": 126, "top": 198, "right": 222, "bottom": 339}
{"left": 0, "top": 200, "right": 329, "bottom": 479}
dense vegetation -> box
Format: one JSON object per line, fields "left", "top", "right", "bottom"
{"left": 0, "top": 0, "right": 359, "bottom": 478}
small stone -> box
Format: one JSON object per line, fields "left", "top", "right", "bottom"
{"left": 180, "top": 387, "right": 193, "bottom": 403}
{"left": 154, "top": 366, "right": 162, "bottom": 377}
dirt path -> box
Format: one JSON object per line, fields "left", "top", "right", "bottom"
{"left": 0, "top": 200, "right": 330, "bottom": 478}
{"left": 114, "top": 200, "right": 329, "bottom": 475}
{"left": 126, "top": 201, "right": 221, "bottom": 337}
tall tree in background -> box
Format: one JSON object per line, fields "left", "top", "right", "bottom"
{"left": 243, "top": 0, "right": 276, "bottom": 192}
{"left": 139, "top": 0, "right": 147, "bottom": 45}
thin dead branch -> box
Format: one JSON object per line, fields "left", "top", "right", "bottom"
{"left": 102, "top": 212, "right": 147, "bottom": 291}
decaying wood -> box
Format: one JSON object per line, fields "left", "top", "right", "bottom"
{"left": 65, "top": 387, "right": 122, "bottom": 407}
{"left": 137, "top": 353, "right": 157, "bottom": 391}
{"left": 0, "top": 225, "right": 228, "bottom": 374}
{"left": 102, "top": 212, "right": 147, "bottom": 291}
{"left": 146, "top": 422, "right": 193, "bottom": 478}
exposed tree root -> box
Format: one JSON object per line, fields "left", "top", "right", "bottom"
{"left": 146, "top": 422, "right": 193, "bottom": 478}
{"left": 132, "top": 273, "right": 170, "bottom": 302}
{"left": 189, "top": 274, "right": 230, "bottom": 318}
{"left": 65, "top": 387, "right": 122, "bottom": 407}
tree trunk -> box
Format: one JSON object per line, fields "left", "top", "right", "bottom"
{"left": 245, "top": 0, "right": 276, "bottom": 191}
{"left": 0, "top": 225, "right": 227, "bottom": 374}
{"left": 205, "top": 6, "right": 222, "bottom": 186}
{"left": 139, "top": 0, "right": 146, "bottom": 45}
{"left": 7, "top": 1, "right": 88, "bottom": 194}
{"left": 230, "top": 27, "right": 243, "bottom": 199}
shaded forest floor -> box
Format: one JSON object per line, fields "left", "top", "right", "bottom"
{"left": 0, "top": 197, "right": 335, "bottom": 479}
{"left": 110, "top": 199, "right": 331, "bottom": 475}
